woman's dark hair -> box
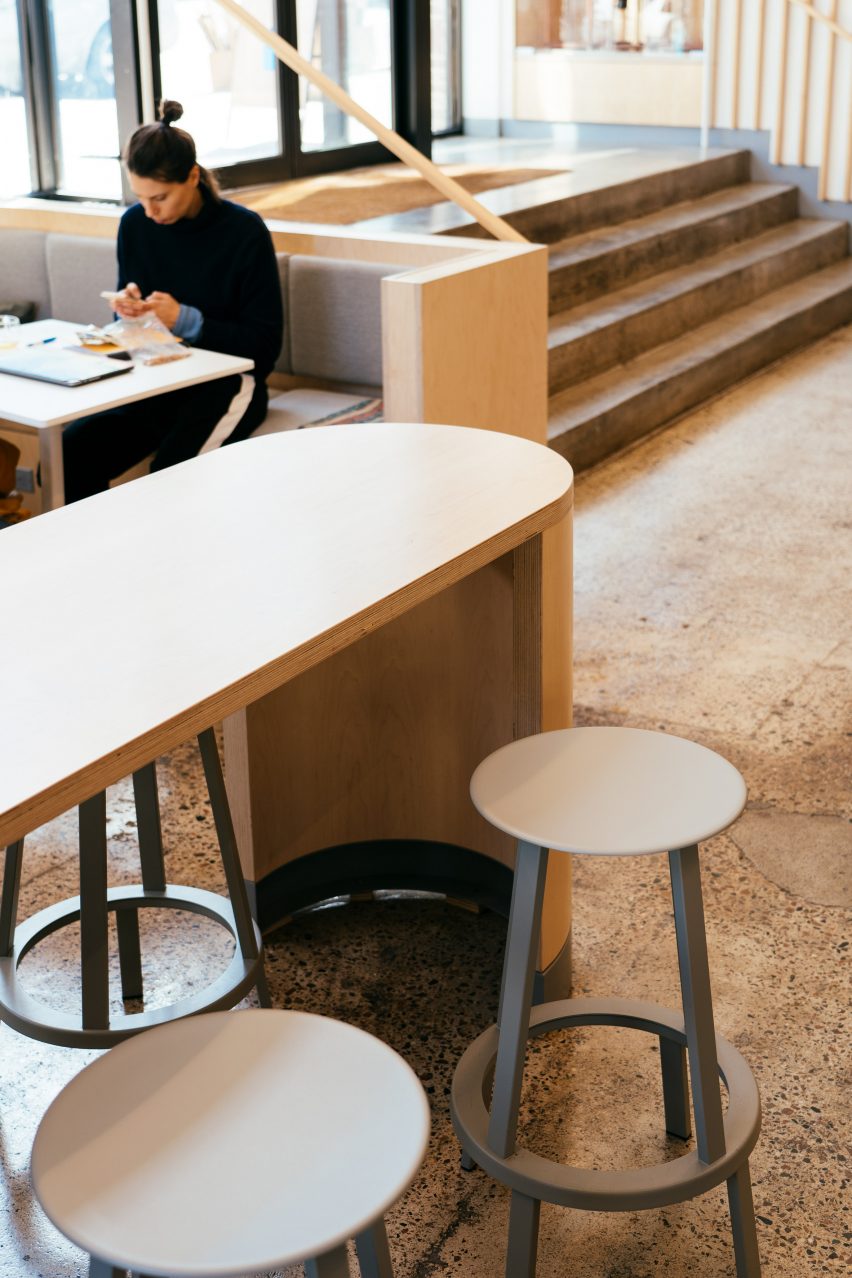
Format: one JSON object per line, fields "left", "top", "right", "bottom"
{"left": 124, "top": 100, "right": 221, "bottom": 201}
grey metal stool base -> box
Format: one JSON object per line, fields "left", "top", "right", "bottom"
{"left": 452, "top": 997, "right": 761, "bottom": 1276}
{"left": 0, "top": 730, "right": 268, "bottom": 1048}
{"left": 452, "top": 996, "right": 761, "bottom": 1206}
{"left": 0, "top": 885, "right": 264, "bottom": 1048}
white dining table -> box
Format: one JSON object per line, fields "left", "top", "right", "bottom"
{"left": 0, "top": 318, "right": 253, "bottom": 509}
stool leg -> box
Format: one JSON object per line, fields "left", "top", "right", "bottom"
{"left": 668, "top": 845, "right": 725, "bottom": 1165}
{"left": 506, "top": 1190, "right": 541, "bottom": 1278}
{"left": 197, "top": 729, "right": 262, "bottom": 969}
{"left": 488, "top": 840, "right": 549, "bottom": 1159}
{"left": 728, "top": 1162, "right": 762, "bottom": 1276}
{"left": 659, "top": 1034, "right": 692, "bottom": 1140}
{"left": 88, "top": 1256, "right": 125, "bottom": 1276}
{"left": 0, "top": 839, "right": 24, "bottom": 957}
{"left": 306, "top": 1243, "right": 351, "bottom": 1277}
{"left": 80, "top": 793, "right": 110, "bottom": 1032}
{"left": 356, "top": 1219, "right": 393, "bottom": 1278}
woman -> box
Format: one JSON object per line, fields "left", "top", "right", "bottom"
{"left": 62, "top": 100, "right": 284, "bottom": 504}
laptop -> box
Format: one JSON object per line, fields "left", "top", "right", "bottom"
{"left": 0, "top": 347, "right": 133, "bottom": 388}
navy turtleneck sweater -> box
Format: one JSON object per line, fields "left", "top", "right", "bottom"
{"left": 116, "top": 187, "right": 283, "bottom": 386}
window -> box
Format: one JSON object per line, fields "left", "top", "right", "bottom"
{"left": 7, "top": 0, "right": 460, "bottom": 200}
{"left": 0, "top": 0, "right": 32, "bottom": 197}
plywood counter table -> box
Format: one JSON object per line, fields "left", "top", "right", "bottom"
{"left": 0, "top": 422, "right": 574, "bottom": 1003}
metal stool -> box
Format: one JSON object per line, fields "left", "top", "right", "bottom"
{"left": 32, "top": 1008, "right": 430, "bottom": 1278}
{"left": 1, "top": 729, "right": 267, "bottom": 1048}
{"left": 451, "top": 726, "right": 762, "bottom": 1277}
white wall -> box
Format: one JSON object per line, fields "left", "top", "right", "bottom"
{"left": 710, "top": 0, "right": 852, "bottom": 201}
{"left": 461, "top": 0, "right": 852, "bottom": 203}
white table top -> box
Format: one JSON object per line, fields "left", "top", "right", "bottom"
{"left": 470, "top": 727, "right": 747, "bottom": 856}
{"left": 0, "top": 319, "right": 253, "bottom": 428}
{"left": 0, "top": 422, "right": 573, "bottom": 845}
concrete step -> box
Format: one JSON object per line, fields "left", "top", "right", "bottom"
{"left": 548, "top": 258, "right": 852, "bottom": 473}
{"left": 548, "top": 182, "right": 800, "bottom": 312}
{"left": 548, "top": 218, "right": 849, "bottom": 393}
{"left": 442, "top": 149, "right": 752, "bottom": 244}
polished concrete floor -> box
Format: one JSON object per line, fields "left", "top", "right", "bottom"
{"left": 1, "top": 325, "right": 850, "bottom": 1276}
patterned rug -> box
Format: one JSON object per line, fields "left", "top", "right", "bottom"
{"left": 302, "top": 397, "right": 383, "bottom": 427}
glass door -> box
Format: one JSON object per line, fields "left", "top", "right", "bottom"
{"left": 0, "top": 0, "right": 34, "bottom": 196}
{"left": 155, "top": 0, "right": 282, "bottom": 173}
{"left": 430, "top": 0, "right": 460, "bottom": 135}
{"left": 296, "top": 0, "right": 393, "bottom": 154}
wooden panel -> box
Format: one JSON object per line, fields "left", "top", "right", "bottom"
{"left": 514, "top": 52, "right": 704, "bottom": 128}
{"left": 0, "top": 202, "right": 493, "bottom": 269}
{"left": 226, "top": 557, "right": 516, "bottom": 882}
{"left": 516, "top": 0, "right": 562, "bottom": 48}
{"left": 383, "top": 246, "right": 549, "bottom": 444}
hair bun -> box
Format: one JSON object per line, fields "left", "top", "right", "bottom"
{"left": 159, "top": 99, "right": 184, "bottom": 126}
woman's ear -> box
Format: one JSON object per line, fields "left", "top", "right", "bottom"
{"left": 189, "top": 164, "right": 201, "bottom": 188}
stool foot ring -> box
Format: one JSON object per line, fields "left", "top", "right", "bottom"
{"left": 0, "top": 884, "right": 264, "bottom": 1048}
{"left": 451, "top": 996, "right": 761, "bottom": 1213}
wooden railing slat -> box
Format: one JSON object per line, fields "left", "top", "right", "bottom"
{"left": 209, "top": 0, "right": 528, "bottom": 244}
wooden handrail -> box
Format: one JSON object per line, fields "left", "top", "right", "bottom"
{"left": 787, "top": 0, "right": 852, "bottom": 42}
{"left": 209, "top": 0, "right": 528, "bottom": 244}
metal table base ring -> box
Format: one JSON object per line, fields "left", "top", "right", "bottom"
{"left": 0, "top": 884, "right": 264, "bottom": 1049}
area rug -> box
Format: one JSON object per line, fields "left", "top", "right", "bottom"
{"left": 230, "top": 162, "right": 567, "bottom": 224}
{"left": 302, "top": 397, "right": 383, "bottom": 428}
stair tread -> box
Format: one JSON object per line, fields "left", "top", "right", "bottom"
{"left": 548, "top": 257, "right": 852, "bottom": 435}
{"left": 548, "top": 182, "right": 797, "bottom": 272}
{"left": 548, "top": 218, "right": 847, "bottom": 347}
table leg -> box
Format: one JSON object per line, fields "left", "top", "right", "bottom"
{"left": 79, "top": 792, "right": 109, "bottom": 1033}
{"left": 0, "top": 840, "right": 24, "bottom": 957}
{"left": 198, "top": 730, "right": 270, "bottom": 1004}
{"left": 39, "top": 426, "right": 64, "bottom": 510}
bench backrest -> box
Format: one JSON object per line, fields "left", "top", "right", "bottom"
{"left": 0, "top": 229, "right": 396, "bottom": 389}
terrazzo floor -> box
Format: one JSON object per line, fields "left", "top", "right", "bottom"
{"left": 1, "top": 325, "right": 850, "bottom": 1276}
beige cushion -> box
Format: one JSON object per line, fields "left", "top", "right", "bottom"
{"left": 288, "top": 256, "right": 398, "bottom": 386}
{"left": 46, "top": 234, "right": 117, "bottom": 324}
{"left": 0, "top": 230, "right": 50, "bottom": 320}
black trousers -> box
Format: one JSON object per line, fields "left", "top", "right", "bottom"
{"left": 62, "top": 374, "right": 266, "bottom": 504}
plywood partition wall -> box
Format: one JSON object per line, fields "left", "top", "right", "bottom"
{"left": 380, "top": 243, "right": 573, "bottom": 971}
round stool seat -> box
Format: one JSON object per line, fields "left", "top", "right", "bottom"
{"left": 470, "top": 726, "right": 746, "bottom": 856}
{"left": 32, "top": 1009, "right": 431, "bottom": 1277}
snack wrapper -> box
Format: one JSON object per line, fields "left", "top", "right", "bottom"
{"left": 103, "top": 314, "right": 190, "bottom": 366}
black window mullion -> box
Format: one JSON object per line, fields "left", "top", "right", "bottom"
{"left": 22, "top": 0, "right": 59, "bottom": 193}
{"left": 277, "top": 0, "right": 300, "bottom": 179}
{"left": 392, "top": 0, "right": 431, "bottom": 157}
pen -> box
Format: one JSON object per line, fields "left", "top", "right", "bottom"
{"left": 26, "top": 336, "right": 57, "bottom": 347}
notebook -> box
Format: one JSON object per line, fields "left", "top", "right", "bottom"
{"left": 0, "top": 346, "right": 133, "bottom": 388}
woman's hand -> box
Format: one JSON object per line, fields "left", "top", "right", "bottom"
{"left": 144, "top": 291, "right": 181, "bottom": 330}
{"left": 113, "top": 282, "right": 149, "bottom": 319}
